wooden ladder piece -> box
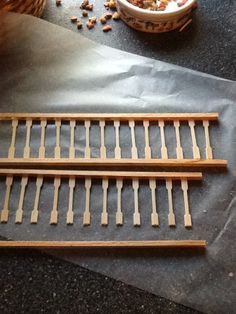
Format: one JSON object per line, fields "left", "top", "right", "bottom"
{"left": 15, "top": 176, "right": 28, "bottom": 223}
{"left": 99, "top": 120, "right": 106, "bottom": 159}
{"left": 116, "top": 179, "right": 123, "bottom": 225}
{"left": 149, "top": 179, "right": 159, "bottom": 226}
{"left": 84, "top": 120, "right": 91, "bottom": 158}
{"left": 158, "top": 120, "right": 168, "bottom": 159}
{"left": 39, "top": 120, "right": 47, "bottom": 158}
{"left": 132, "top": 179, "right": 140, "bottom": 226}
{"left": 54, "top": 120, "right": 61, "bottom": 158}
{"left": 189, "top": 120, "right": 200, "bottom": 159}
{"left": 129, "top": 120, "right": 138, "bottom": 159}
{"left": 23, "top": 119, "right": 32, "bottom": 158}
{"left": 50, "top": 177, "right": 61, "bottom": 225}
{"left": 174, "top": 120, "right": 184, "bottom": 159}
{"left": 69, "top": 120, "right": 76, "bottom": 159}
{"left": 203, "top": 120, "right": 213, "bottom": 159}
{"left": 143, "top": 120, "right": 151, "bottom": 159}
{"left": 8, "top": 119, "right": 18, "bottom": 158}
{"left": 83, "top": 178, "right": 91, "bottom": 225}
{"left": 67, "top": 176, "right": 75, "bottom": 224}
{"left": 166, "top": 179, "right": 175, "bottom": 226}
{"left": 31, "top": 176, "right": 43, "bottom": 223}
{"left": 181, "top": 179, "right": 192, "bottom": 227}
{"left": 114, "top": 120, "right": 121, "bottom": 159}
{"left": 101, "top": 178, "right": 109, "bottom": 226}
{"left": 0, "top": 176, "right": 13, "bottom": 223}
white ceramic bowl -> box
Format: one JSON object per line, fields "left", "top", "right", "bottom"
{"left": 116, "top": 0, "right": 197, "bottom": 33}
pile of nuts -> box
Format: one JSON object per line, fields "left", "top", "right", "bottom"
{"left": 127, "top": 0, "right": 189, "bottom": 11}
{"left": 56, "top": 0, "right": 120, "bottom": 32}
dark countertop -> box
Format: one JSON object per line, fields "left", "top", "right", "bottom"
{"left": 0, "top": 1, "right": 235, "bottom": 313}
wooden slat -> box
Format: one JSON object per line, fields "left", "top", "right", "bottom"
{"left": 0, "top": 112, "right": 219, "bottom": 121}
{"left": 39, "top": 120, "right": 47, "bottom": 158}
{"left": 174, "top": 120, "right": 184, "bottom": 159}
{"left": 99, "top": 120, "right": 106, "bottom": 159}
{"left": 31, "top": 176, "right": 43, "bottom": 223}
{"left": 23, "top": 119, "right": 32, "bottom": 158}
{"left": 83, "top": 178, "right": 91, "bottom": 225}
{"left": 166, "top": 179, "right": 175, "bottom": 226}
{"left": 149, "top": 179, "right": 159, "bottom": 226}
{"left": 101, "top": 178, "right": 108, "bottom": 225}
{"left": 129, "top": 120, "right": 138, "bottom": 159}
{"left": 181, "top": 179, "right": 192, "bottom": 227}
{"left": 0, "top": 176, "right": 13, "bottom": 223}
{"left": 143, "top": 120, "right": 151, "bottom": 159}
{"left": 133, "top": 179, "right": 140, "bottom": 226}
{"left": 203, "top": 120, "right": 213, "bottom": 159}
{"left": 0, "top": 169, "right": 203, "bottom": 180}
{"left": 159, "top": 120, "right": 168, "bottom": 159}
{"left": 116, "top": 179, "right": 123, "bottom": 225}
{"left": 8, "top": 119, "right": 18, "bottom": 158}
{"left": 114, "top": 121, "right": 121, "bottom": 159}
{"left": 69, "top": 120, "right": 76, "bottom": 159}
{"left": 0, "top": 240, "right": 207, "bottom": 248}
{"left": 54, "top": 120, "right": 61, "bottom": 158}
{"left": 15, "top": 176, "right": 28, "bottom": 223}
{"left": 50, "top": 177, "right": 61, "bottom": 225}
{"left": 189, "top": 120, "right": 200, "bottom": 159}
{"left": 84, "top": 120, "right": 91, "bottom": 158}
{"left": 66, "top": 177, "right": 75, "bottom": 224}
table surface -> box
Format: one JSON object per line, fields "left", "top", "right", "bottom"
{"left": 0, "top": 1, "right": 235, "bottom": 313}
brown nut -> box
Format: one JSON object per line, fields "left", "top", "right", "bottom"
{"left": 82, "top": 10, "right": 88, "bottom": 17}
{"left": 56, "top": 0, "right": 61, "bottom": 6}
{"left": 80, "top": 0, "right": 89, "bottom": 9}
{"left": 112, "top": 12, "right": 120, "bottom": 20}
{"left": 85, "top": 4, "right": 93, "bottom": 10}
{"left": 86, "top": 21, "right": 95, "bottom": 29}
{"left": 104, "top": 12, "right": 112, "bottom": 19}
{"left": 103, "top": 25, "right": 112, "bottom": 32}
{"left": 70, "top": 16, "right": 78, "bottom": 22}
{"left": 77, "top": 22, "right": 83, "bottom": 29}
{"left": 89, "top": 16, "right": 97, "bottom": 23}
{"left": 100, "top": 16, "right": 107, "bottom": 24}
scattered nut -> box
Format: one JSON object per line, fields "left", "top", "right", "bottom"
{"left": 89, "top": 16, "right": 97, "bottom": 23}
{"left": 100, "top": 16, "right": 107, "bottom": 24}
{"left": 86, "top": 21, "right": 95, "bottom": 29}
{"left": 70, "top": 16, "right": 77, "bottom": 22}
{"left": 82, "top": 10, "right": 88, "bottom": 17}
{"left": 104, "top": 12, "right": 112, "bottom": 19}
{"left": 103, "top": 25, "right": 112, "bottom": 32}
{"left": 85, "top": 4, "right": 93, "bottom": 10}
{"left": 80, "top": 0, "right": 89, "bottom": 9}
{"left": 56, "top": 0, "right": 61, "bottom": 6}
{"left": 112, "top": 12, "right": 120, "bottom": 20}
{"left": 108, "top": 0, "right": 116, "bottom": 9}
{"left": 77, "top": 22, "right": 83, "bottom": 29}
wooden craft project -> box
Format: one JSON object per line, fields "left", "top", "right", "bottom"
{"left": 0, "top": 113, "right": 227, "bottom": 168}
{"left": 0, "top": 169, "right": 202, "bottom": 228}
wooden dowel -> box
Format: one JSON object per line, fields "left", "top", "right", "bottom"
{"left": 84, "top": 120, "right": 91, "bottom": 158}
{"left": 0, "top": 240, "right": 207, "bottom": 248}
{"left": 50, "top": 177, "right": 61, "bottom": 225}
{"left": 159, "top": 120, "right": 168, "bottom": 159}
{"left": 67, "top": 177, "right": 75, "bottom": 224}
{"left": 114, "top": 121, "right": 121, "bottom": 159}
{"left": 0, "top": 176, "right": 13, "bottom": 223}
{"left": 101, "top": 178, "right": 109, "bottom": 226}
{"left": 69, "top": 120, "right": 76, "bottom": 159}
{"left": 149, "top": 179, "right": 159, "bottom": 226}
{"left": 83, "top": 178, "right": 91, "bottom": 225}
{"left": 189, "top": 120, "right": 200, "bottom": 159}
{"left": 0, "top": 112, "right": 219, "bottom": 121}
{"left": 99, "top": 120, "right": 106, "bottom": 159}
{"left": 181, "top": 179, "right": 192, "bottom": 227}
{"left": 54, "top": 120, "right": 61, "bottom": 158}
{"left": 0, "top": 169, "right": 203, "bottom": 180}
{"left": 166, "top": 179, "right": 175, "bottom": 226}
{"left": 143, "top": 120, "right": 151, "bottom": 159}
{"left": 203, "top": 120, "right": 213, "bottom": 160}
{"left": 39, "top": 120, "right": 47, "bottom": 158}
{"left": 132, "top": 179, "right": 140, "bottom": 226}
{"left": 116, "top": 179, "right": 123, "bottom": 225}
{"left": 31, "top": 176, "right": 43, "bottom": 223}
{"left": 23, "top": 119, "right": 32, "bottom": 158}
{"left": 8, "top": 119, "right": 18, "bottom": 158}
{"left": 174, "top": 120, "right": 184, "bottom": 159}
{"left": 129, "top": 120, "right": 138, "bottom": 159}
{"left": 15, "top": 176, "right": 28, "bottom": 224}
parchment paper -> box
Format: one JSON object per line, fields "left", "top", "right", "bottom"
{"left": 0, "top": 12, "right": 235, "bottom": 314}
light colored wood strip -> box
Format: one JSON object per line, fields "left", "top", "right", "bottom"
{"left": 143, "top": 120, "right": 151, "bottom": 159}
{"left": 0, "top": 176, "right": 13, "bottom": 223}
{"left": 39, "top": 120, "right": 47, "bottom": 158}
{"left": 166, "top": 179, "right": 175, "bottom": 226}
{"left": 174, "top": 120, "right": 184, "bottom": 159}
{"left": 129, "top": 120, "right": 138, "bottom": 159}
{"left": 116, "top": 179, "right": 123, "bottom": 225}
{"left": 0, "top": 240, "right": 207, "bottom": 248}
{"left": 132, "top": 179, "right": 140, "bottom": 226}
{"left": 101, "top": 178, "right": 109, "bottom": 226}
{"left": 181, "top": 179, "right": 192, "bottom": 227}
{"left": 99, "top": 120, "right": 106, "bottom": 159}
{"left": 15, "top": 176, "right": 28, "bottom": 224}
{"left": 83, "top": 178, "right": 91, "bottom": 225}
{"left": 0, "top": 169, "right": 203, "bottom": 180}
{"left": 69, "top": 120, "right": 76, "bottom": 159}
{"left": 8, "top": 119, "right": 18, "bottom": 158}
{"left": 203, "top": 120, "right": 213, "bottom": 160}
{"left": 0, "top": 158, "right": 227, "bottom": 167}
{"left": 23, "top": 119, "right": 32, "bottom": 158}
{"left": 149, "top": 179, "right": 159, "bottom": 226}
{"left": 67, "top": 177, "right": 75, "bottom": 225}
{"left": 54, "top": 120, "right": 61, "bottom": 158}
{"left": 158, "top": 120, "right": 168, "bottom": 159}
{"left": 50, "top": 177, "right": 61, "bottom": 225}
{"left": 0, "top": 113, "right": 219, "bottom": 121}
{"left": 114, "top": 121, "right": 121, "bottom": 159}
{"left": 84, "top": 120, "right": 91, "bottom": 158}
{"left": 31, "top": 176, "right": 43, "bottom": 223}
{"left": 189, "top": 120, "right": 200, "bottom": 159}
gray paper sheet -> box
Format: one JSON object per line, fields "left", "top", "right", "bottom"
{"left": 0, "top": 12, "right": 235, "bottom": 314}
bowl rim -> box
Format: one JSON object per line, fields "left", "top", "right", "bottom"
{"left": 117, "top": 0, "right": 196, "bottom": 16}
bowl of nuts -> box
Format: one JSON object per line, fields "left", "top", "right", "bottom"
{"left": 116, "top": 0, "right": 197, "bottom": 33}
